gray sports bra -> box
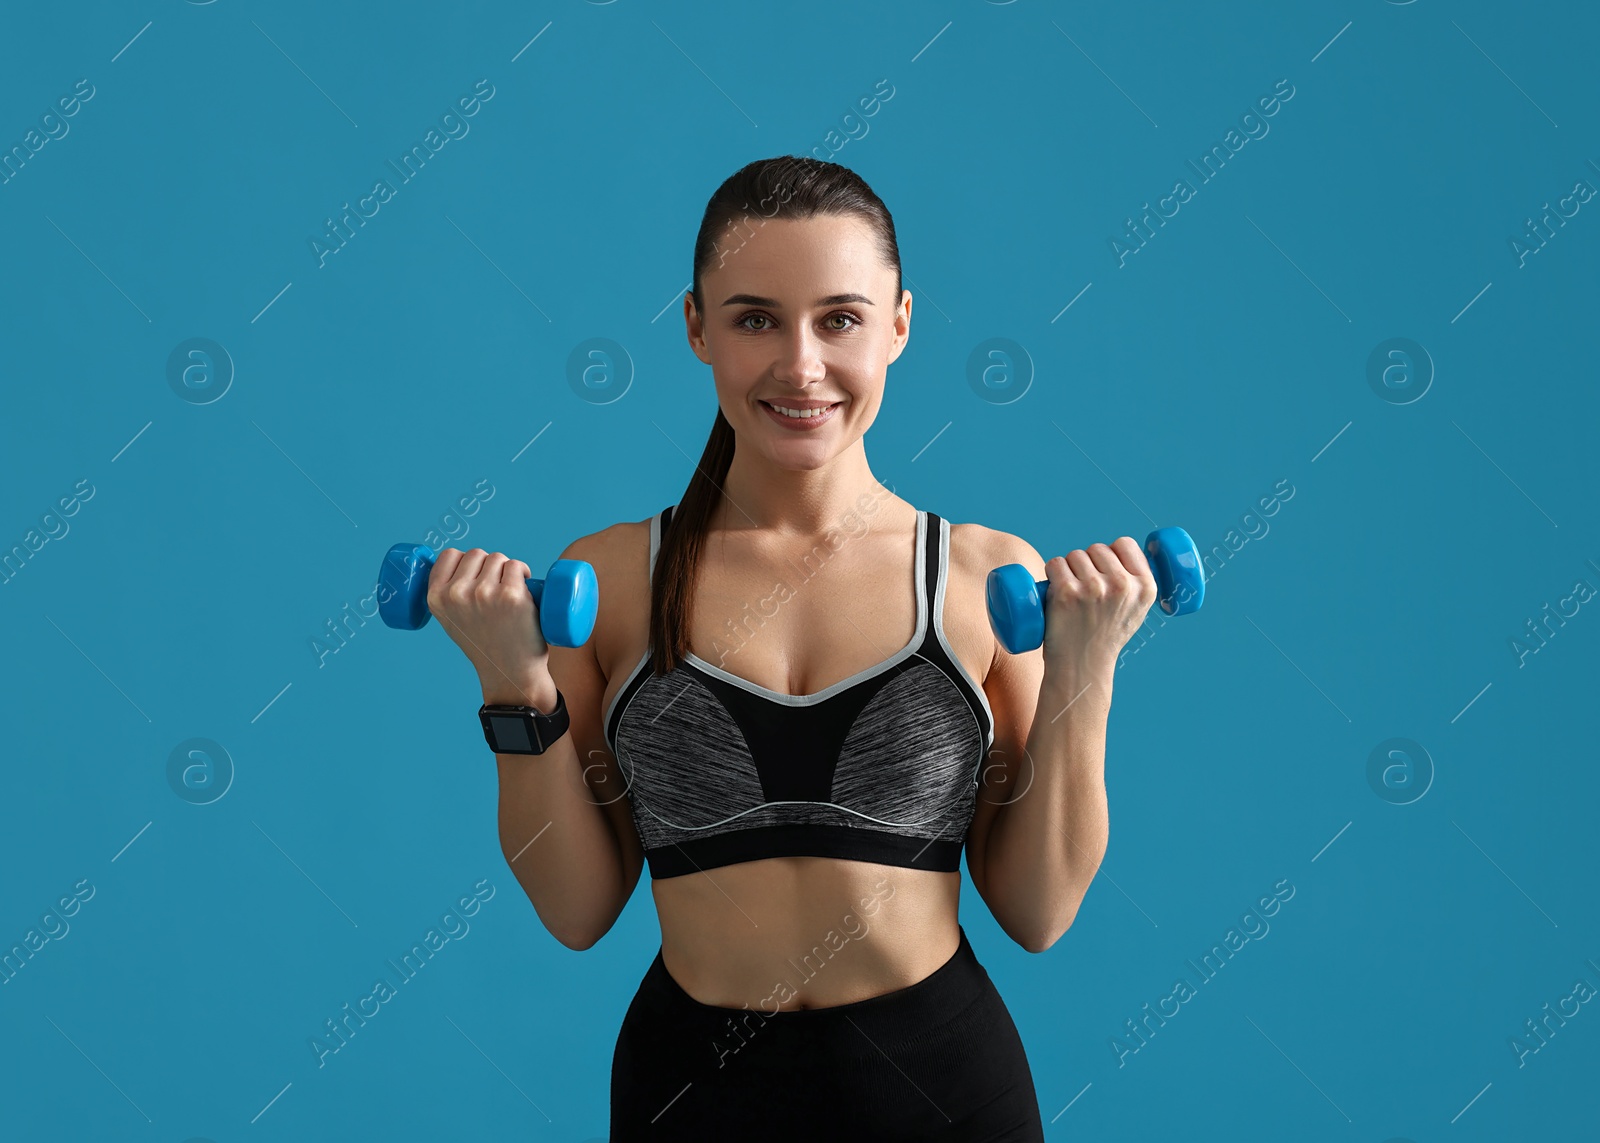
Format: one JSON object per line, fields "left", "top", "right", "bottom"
{"left": 603, "top": 505, "right": 995, "bottom": 881}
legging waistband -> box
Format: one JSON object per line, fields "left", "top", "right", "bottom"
{"left": 635, "top": 923, "right": 987, "bottom": 1031}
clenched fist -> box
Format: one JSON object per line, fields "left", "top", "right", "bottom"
{"left": 1041, "top": 537, "right": 1158, "bottom": 679}
{"left": 425, "top": 548, "right": 550, "bottom": 697}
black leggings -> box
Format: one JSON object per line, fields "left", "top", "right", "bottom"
{"left": 609, "top": 925, "right": 1045, "bottom": 1141}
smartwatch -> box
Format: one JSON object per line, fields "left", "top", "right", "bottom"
{"left": 478, "top": 691, "right": 570, "bottom": 755}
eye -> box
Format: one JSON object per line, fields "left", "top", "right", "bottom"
{"left": 733, "top": 311, "right": 863, "bottom": 333}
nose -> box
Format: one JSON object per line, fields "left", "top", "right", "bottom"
{"left": 770, "top": 325, "right": 828, "bottom": 387}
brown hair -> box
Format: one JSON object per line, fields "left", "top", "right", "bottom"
{"left": 648, "top": 155, "right": 903, "bottom": 676}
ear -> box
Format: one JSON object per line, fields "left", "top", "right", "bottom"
{"left": 886, "top": 289, "right": 911, "bottom": 366}
{"left": 684, "top": 291, "right": 712, "bottom": 365}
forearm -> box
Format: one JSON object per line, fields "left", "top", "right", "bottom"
{"left": 483, "top": 673, "right": 623, "bottom": 951}
{"left": 981, "top": 669, "right": 1112, "bottom": 952}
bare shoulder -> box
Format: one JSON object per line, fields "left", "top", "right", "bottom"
{"left": 557, "top": 515, "right": 650, "bottom": 571}
{"left": 555, "top": 515, "right": 657, "bottom": 668}
{"left": 943, "top": 520, "right": 1047, "bottom": 682}
{"left": 948, "top": 520, "right": 1047, "bottom": 582}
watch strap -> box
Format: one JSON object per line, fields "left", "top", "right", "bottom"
{"left": 478, "top": 690, "right": 569, "bottom": 755}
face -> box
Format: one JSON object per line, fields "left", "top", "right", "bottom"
{"left": 684, "top": 214, "right": 910, "bottom": 469}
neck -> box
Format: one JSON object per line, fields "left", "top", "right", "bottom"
{"left": 711, "top": 442, "right": 904, "bottom": 537}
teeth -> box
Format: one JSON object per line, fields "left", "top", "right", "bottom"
{"left": 767, "top": 402, "right": 835, "bottom": 419}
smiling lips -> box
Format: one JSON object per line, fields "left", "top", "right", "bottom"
{"left": 759, "top": 398, "right": 841, "bottom": 430}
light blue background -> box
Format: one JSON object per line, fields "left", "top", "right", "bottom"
{"left": 2, "top": 1, "right": 1596, "bottom": 1140}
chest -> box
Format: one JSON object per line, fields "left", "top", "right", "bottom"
{"left": 597, "top": 517, "right": 994, "bottom": 731}
{"left": 689, "top": 529, "right": 938, "bottom": 697}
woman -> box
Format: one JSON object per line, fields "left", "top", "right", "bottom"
{"left": 426, "top": 156, "right": 1158, "bottom": 1140}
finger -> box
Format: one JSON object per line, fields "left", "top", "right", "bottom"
{"left": 1111, "top": 538, "right": 1159, "bottom": 607}
{"left": 446, "top": 548, "right": 489, "bottom": 592}
{"left": 429, "top": 546, "right": 464, "bottom": 585}
{"left": 1109, "top": 536, "right": 1152, "bottom": 579}
{"left": 478, "top": 551, "right": 509, "bottom": 591}
{"left": 501, "top": 558, "right": 533, "bottom": 586}
{"left": 1085, "top": 542, "right": 1127, "bottom": 578}
{"left": 1063, "top": 549, "right": 1098, "bottom": 583}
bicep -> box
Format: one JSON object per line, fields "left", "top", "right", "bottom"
{"left": 549, "top": 639, "right": 644, "bottom": 902}
{"left": 965, "top": 531, "right": 1047, "bottom": 903}
{"left": 546, "top": 531, "right": 644, "bottom": 906}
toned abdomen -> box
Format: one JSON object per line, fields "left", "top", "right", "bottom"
{"left": 651, "top": 857, "right": 962, "bottom": 1011}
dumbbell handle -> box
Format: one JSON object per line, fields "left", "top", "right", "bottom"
{"left": 1011, "top": 569, "right": 1202, "bottom": 617}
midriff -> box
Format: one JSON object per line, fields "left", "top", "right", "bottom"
{"left": 651, "top": 856, "right": 961, "bottom": 1011}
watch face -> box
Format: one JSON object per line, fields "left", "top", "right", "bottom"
{"left": 487, "top": 713, "right": 535, "bottom": 753}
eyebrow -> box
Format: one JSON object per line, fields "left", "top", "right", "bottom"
{"left": 720, "top": 293, "right": 875, "bottom": 307}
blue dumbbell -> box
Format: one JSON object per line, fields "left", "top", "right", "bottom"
{"left": 987, "top": 526, "right": 1205, "bottom": 655}
{"left": 375, "top": 543, "right": 599, "bottom": 648}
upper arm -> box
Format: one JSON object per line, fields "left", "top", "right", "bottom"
{"left": 545, "top": 525, "right": 646, "bottom": 925}
{"left": 963, "top": 527, "right": 1047, "bottom": 908}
